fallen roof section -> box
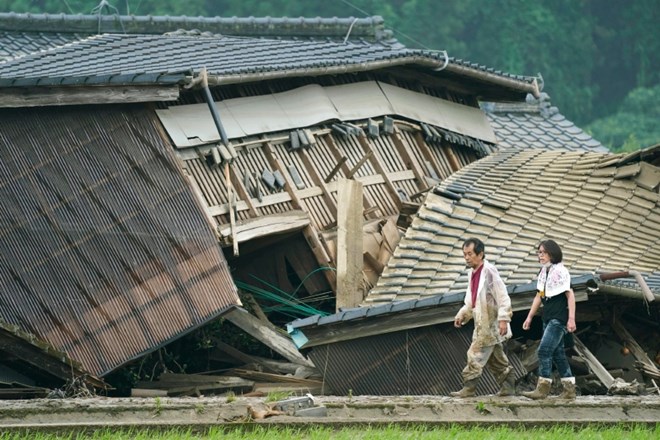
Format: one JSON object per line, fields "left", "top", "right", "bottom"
{"left": 0, "top": 104, "right": 241, "bottom": 377}
{"left": 365, "top": 145, "right": 660, "bottom": 304}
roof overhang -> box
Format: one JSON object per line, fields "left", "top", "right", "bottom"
{"left": 288, "top": 274, "right": 595, "bottom": 349}
{"left": 0, "top": 84, "right": 180, "bottom": 107}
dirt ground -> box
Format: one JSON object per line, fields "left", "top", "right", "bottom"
{"left": 1, "top": 394, "right": 659, "bottom": 431}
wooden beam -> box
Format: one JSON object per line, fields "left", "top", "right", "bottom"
{"left": 217, "top": 210, "right": 309, "bottom": 244}
{"left": 0, "top": 85, "right": 180, "bottom": 107}
{"left": 357, "top": 135, "right": 401, "bottom": 208}
{"left": 346, "top": 150, "right": 373, "bottom": 179}
{"left": 296, "top": 142, "right": 338, "bottom": 219}
{"left": 412, "top": 131, "right": 447, "bottom": 180}
{"left": 611, "top": 316, "right": 660, "bottom": 378}
{"left": 224, "top": 307, "right": 314, "bottom": 367}
{"left": 211, "top": 338, "right": 279, "bottom": 374}
{"left": 573, "top": 335, "right": 615, "bottom": 389}
{"left": 335, "top": 178, "right": 364, "bottom": 311}
{"left": 391, "top": 126, "right": 427, "bottom": 189}
{"left": 301, "top": 225, "right": 337, "bottom": 290}
{"left": 324, "top": 156, "right": 348, "bottom": 183}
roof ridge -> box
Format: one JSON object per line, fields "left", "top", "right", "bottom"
{"left": 0, "top": 12, "right": 392, "bottom": 41}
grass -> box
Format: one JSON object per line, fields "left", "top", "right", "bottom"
{"left": 0, "top": 424, "right": 658, "bottom": 440}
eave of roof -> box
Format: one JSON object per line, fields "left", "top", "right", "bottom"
{"left": 0, "top": 31, "right": 540, "bottom": 101}
{"left": 0, "top": 12, "right": 393, "bottom": 41}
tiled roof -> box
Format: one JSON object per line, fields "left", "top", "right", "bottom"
{"left": 0, "top": 33, "right": 450, "bottom": 87}
{"left": 0, "top": 13, "right": 399, "bottom": 61}
{"left": 289, "top": 274, "right": 596, "bottom": 331}
{"left": 365, "top": 146, "right": 660, "bottom": 304}
{"left": 483, "top": 93, "right": 608, "bottom": 153}
{"left": 0, "top": 13, "right": 539, "bottom": 95}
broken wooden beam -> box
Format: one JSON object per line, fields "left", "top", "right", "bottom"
{"left": 573, "top": 335, "right": 615, "bottom": 389}
{"left": 224, "top": 306, "right": 315, "bottom": 367}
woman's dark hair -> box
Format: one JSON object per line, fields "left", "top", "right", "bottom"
{"left": 463, "top": 237, "right": 485, "bottom": 257}
{"left": 539, "top": 239, "right": 563, "bottom": 264}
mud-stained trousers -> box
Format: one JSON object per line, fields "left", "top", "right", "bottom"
{"left": 461, "top": 341, "right": 512, "bottom": 384}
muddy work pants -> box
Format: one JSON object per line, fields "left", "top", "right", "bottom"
{"left": 461, "top": 341, "right": 512, "bottom": 383}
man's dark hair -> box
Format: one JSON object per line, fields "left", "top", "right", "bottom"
{"left": 463, "top": 237, "right": 485, "bottom": 257}
{"left": 540, "top": 239, "right": 563, "bottom": 264}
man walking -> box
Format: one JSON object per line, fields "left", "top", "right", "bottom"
{"left": 450, "top": 237, "right": 516, "bottom": 397}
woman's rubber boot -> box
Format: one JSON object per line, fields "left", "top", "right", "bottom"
{"left": 497, "top": 371, "right": 516, "bottom": 396}
{"left": 557, "top": 377, "right": 576, "bottom": 400}
{"left": 521, "top": 377, "right": 552, "bottom": 400}
{"left": 450, "top": 378, "right": 478, "bottom": 398}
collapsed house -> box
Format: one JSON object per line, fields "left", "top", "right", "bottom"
{"left": 2, "top": 11, "right": 652, "bottom": 398}
{"left": 289, "top": 146, "right": 660, "bottom": 395}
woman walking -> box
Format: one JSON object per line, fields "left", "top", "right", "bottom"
{"left": 522, "top": 239, "right": 577, "bottom": 400}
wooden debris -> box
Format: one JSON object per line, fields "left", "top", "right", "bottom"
{"left": 224, "top": 307, "right": 315, "bottom": 367}
{"left": 134, "top": 373, "right": 253, "bottom": 397}
{"left": 611, "top": 316, "right": 660, "bottom": 379}
{"left": 573, "top": 335, "right": 615, "bottom": 389}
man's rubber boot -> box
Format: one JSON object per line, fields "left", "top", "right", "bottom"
{"left": 497, "top": 370, "right": 516, "bottom": 396}
{"left": 557, "top": 377, "right": 576, "bottom": 400}
{"left": 521, "top": 377, "right": 552, "bottom": 400}
{"left": 450, "top": 378, "right": 478, "bottom": 398}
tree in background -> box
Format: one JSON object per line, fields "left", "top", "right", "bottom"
{"left": 587, "top": 85, "right": 660, "bottom": 152}
{"left": 1, "top": 0, "right": 657, "bottom": 150}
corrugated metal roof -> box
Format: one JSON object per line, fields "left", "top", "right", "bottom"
{"left": 365, "top": 146, "right": 660, "bottom": 304}
{"left": 306, "top": 324, "right": 526, "bottom": 396}
{"left": 0, "top": 104, "right": 240, "bottom": 376}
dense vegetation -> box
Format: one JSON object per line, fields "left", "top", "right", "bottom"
{"left": 1, "top": 0, "right": 658, "bottom": 150}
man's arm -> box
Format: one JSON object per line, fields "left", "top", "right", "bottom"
{"left": 454, "top": 304, "right": 472, "bottom": 328}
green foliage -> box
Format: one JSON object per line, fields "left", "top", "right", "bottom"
{"left": 1, "top": 0, "right": 656, "bottom": 158}
{"left": 586, "top": 85, "right": 660, "bottom": 152}
{"left": 0, "top": 424, "right": 658, "bottom": 439}
{"left": 265, "top": 390, "right": 292, "bottom": 402}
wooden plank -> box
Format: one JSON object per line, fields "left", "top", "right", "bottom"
{"left": 211, "top": 338, "right": 278, "bottom": 374}
{"left": 297, "top": 147, "right": 338, "bottom": 219}
{"left": 0, "top": 85, "right": 180, "bottom": 108}
{"left": 324, "top": 134, "right": 377, "bottom": 219}
{"left": 217, "top": 210, "right": 310, "bottom": 243}
{"left": 324, "top": 156, "right": 348, "bottom": 183}
{"left": 335, "top": 178, "right": 364, "bottom": 311}
{"left": 301, "top": 225, "right": 337, "bottom": 290}
{"left": 224, "top": 307, "right": 315, "bottom": 367}
{"left": 610, "top": 316, "right": 660, "bottom": 378}
{"left": 441, "top": 142, "right": 461, "bottom": 172}
{"left": 346, "top": 150, "right": 373, "bottom": 179}
{"left": 131, "top": 389, "right": 168, "bottom": 397}
{"left": 573, "top": 335, "right": 615, "bottom": 389}
{"left": 357, "top": 135, "right": 401, "bottom": 208}
{"left": 412, "top": 131, "right": 445, "bottom": 180}
{"left": 391, "top": 126, "right": 427, "bottom": 188}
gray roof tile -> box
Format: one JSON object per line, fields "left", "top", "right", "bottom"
{"left": 483, "top": 94, "right": 608, "bottom": 153}
{"left": 364, "top": 145, "right": 660, "bottom": 304}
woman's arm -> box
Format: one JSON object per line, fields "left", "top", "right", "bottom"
{"left": 566, "top": 288, "right": 576, "bottom": 332}
{"left": 523, "top": 294, "right": 542, "bottom": 330}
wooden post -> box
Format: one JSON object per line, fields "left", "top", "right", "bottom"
{"left": 335, "top": 178, "right": 364, "bottom": 311}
